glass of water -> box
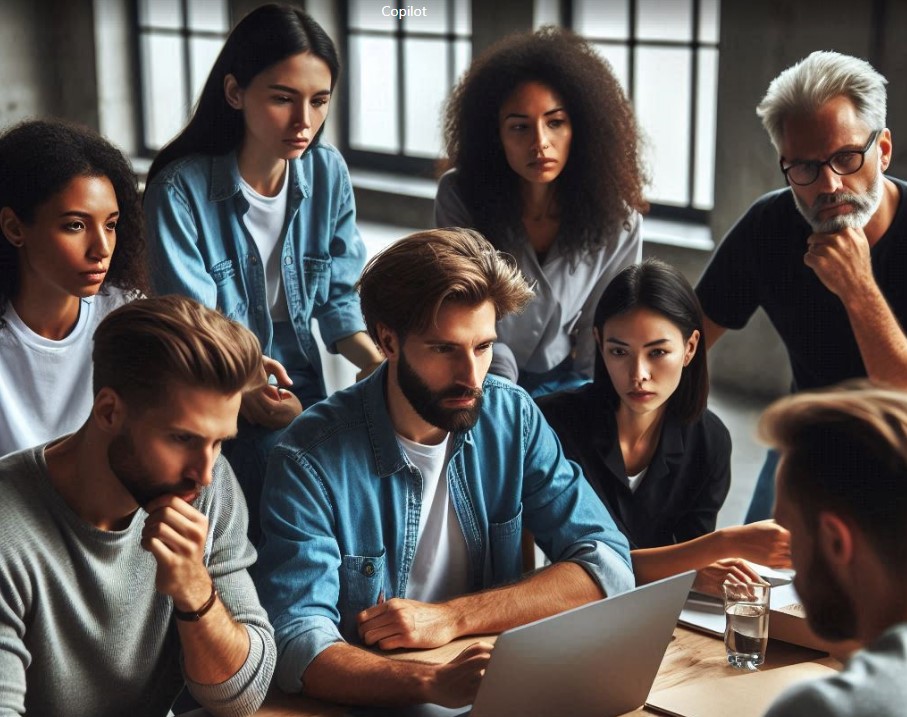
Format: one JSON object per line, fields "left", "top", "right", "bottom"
{"left": 723, "top": 579, "right": 771, "bottom": 670}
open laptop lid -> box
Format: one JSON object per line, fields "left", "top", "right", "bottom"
{"left": 468, "top": 570, "right": 695, "bottom": 717}
{"left": 356, "top": 570, "right": 695, "bottom": 717}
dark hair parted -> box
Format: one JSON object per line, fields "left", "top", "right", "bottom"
{"left": 759, "top": 382, "right": 907, "bottom": 572}
{"left": 93, "top": 295, "right": 263, "bottom": 410}
{"left": 592, "top": 259, "right": 708, "bottom": 423}
{"left": 0, "top": 119, "right": 148, "bottom": 324}
{"left": 442, "top": 25, "right": 648, "bottom": 256}
{"left": 146, "top": 3, "right": 340, "bottom": 184}
{"left": 357, "top": 228, "right": 535, "bottom": 342}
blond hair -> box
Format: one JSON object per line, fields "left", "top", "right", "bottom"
{"left": 92, "top": 295, "right": 263, "bottom": 408}
{"left": 357, "top": 228, "right": 534, "bottom": 342}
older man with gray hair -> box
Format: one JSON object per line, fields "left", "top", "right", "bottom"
{"left": 696, "top": 51, "right": 907, "bottom": 522}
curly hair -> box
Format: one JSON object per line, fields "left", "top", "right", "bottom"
{"left": 0, "top": 119, "right": 149, "bottom": 325}
{"left": 442, "top": 26, "right": 648, "bottom": 257}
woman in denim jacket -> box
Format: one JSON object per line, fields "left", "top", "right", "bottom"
{"left": 144, "top": 4, "right": 382, "bottom": 539}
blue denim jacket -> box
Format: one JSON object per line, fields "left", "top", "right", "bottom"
{"left": 255, "top": 365, "right": 635, "bottom": 693}
{"left": 143, "top": 144, "right": 368, "bottom": 395}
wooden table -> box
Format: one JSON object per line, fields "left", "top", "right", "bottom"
{"left": 180, "top": 627, "right": 841, "bottom": 716}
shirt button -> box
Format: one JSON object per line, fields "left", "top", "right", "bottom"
{"left": 363, "top": 561, "right": 375, "bottom": 576}
{"left": 250, "top": 255, "right": 258, "bottom": 264}
{"left": 284, "top": 256, "right": 292, "bottom": 265}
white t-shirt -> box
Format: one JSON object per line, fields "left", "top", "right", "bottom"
{"left": 240, "top": 165, "right": 290, "bottom": 321}
{"left": 0, "top": 288, "right": 134, "bottom": 457}
{"left": 626, "top": 466, "right": 649, "bottom": 493}
{"left": 398, "top": 433, "right": 470, "bottom": 603}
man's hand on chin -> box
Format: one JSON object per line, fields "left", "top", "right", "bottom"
{"left": 804, "top": 225, "right": 875, "bottom": 300}
{"left": 141, "top": 494, "right": 212, "bottom": 610}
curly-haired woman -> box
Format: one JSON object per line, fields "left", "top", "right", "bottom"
{"left": 0, "top": 119, "right": 147, "bottom": 456}
{"left": 436, "top": 26, "right": 648, "bottom": 397}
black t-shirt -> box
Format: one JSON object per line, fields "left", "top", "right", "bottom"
{"left": 537, "top": 384, "right": 731, "bottom": 550}
{"left": 696, "top": 179, "right": 907, "bottom": 391}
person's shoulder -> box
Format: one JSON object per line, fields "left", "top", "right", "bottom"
{"left": 147, "top": 153, "right": 211, "bottom": 188}
{"left": 92, "top": 286, "right": 140, "bottom": 313}
{"left": 0, "top": 448, "right": 50, "bottom": 537}
{"left": 303, "top": 142, "right": 350, "bottom": 174}
{"left": 277, "top": 380, "right": 370, "bottom": 457}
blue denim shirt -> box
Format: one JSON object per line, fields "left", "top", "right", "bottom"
{"left": 144, "top": 144, "right": 367, "bottom": 395}
{"left": 255, "top": 365, "right": 635, "bottom": 693}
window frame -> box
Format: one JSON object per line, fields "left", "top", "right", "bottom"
{"left": 339, "top": 1, "right": 472, "bottom": 178}
{"left": 133, "top": 0, "right": 231, "bottom": 158}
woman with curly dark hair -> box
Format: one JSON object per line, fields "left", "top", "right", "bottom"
{"left": 0, "top": 119, "right": 147, "bottom": 455}
{"left": 436, "top": 26, "right": 648, "bottom": 397}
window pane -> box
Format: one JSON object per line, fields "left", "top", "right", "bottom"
{"left": 693, "top": 48, "right": 718, "bottom": 209}
{"left": 699, "top": 0, "right": 721, "bottom": 43}
{"left": 593, "top": 43, "right": 629, "bottom": 94}
{"left": 187, "top": 0, "right": 229, "bottom": 32}
{"left": 454, "top": 39, "right": 471, "bottom": 85}
{"left": 574, "top": 0, "right": 629, "bottom": 39}
{"left": 139, "top": 0, "right": 181, "bottom": 29}
{"left": 636, "top": 0, "right": 692, "bottom": 42}
{"left": 142, "top": 34, "right": 188, "bottom": 149}
{"left": 404, "top": 39, "right": 447, "bottom": 157}
{"left": 349, "top": 36, "right": 399, "bottom": 153}
{"left": 348, "top": 0, "right": 396, "bottom": 31}
{"left": 453, "top": 0, "right": 471, "bottom": 35}
{"left": 404, "top": 0, "right": 447, "bottom": 34}
{"left": 189, "top": 38, "right": 222, "bottom": 107}
{"left": 635, "top": 47, "right": 691, "bottom": 205}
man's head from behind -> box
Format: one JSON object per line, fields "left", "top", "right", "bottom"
{"left": 91, "top": 295, "right": 263, "bottom": 506}
{"left": 357, "top": 228, "right": 533, "bottom": 436}
{"left": 757, "top": 51, "right": 890, "bottom": 233}
{"left": 760, "top": 383, "right": 907, "bottom": 642}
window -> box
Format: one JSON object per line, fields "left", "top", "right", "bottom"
{"left": 571, "top": 0, "right": 720, "bottom": 219}
{"left": 135, "top": 0, "right": 230, "bottom": 154}
{"left": 343, "top": 0, "right": 472, "bottom": 174}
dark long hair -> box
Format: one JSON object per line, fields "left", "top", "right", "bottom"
{"left": 0, "top": 119, "right": 148, "bottom": 326}
{"left": 442, "top": 25, "right": 648, "bottom": 257}
{"left": 146, "top": 3, "right": 340, "bottom": 184}
{"left": 593, "top": 259, "right": 708, "bottom": 423}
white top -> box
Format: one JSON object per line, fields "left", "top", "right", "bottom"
{"left": 434, "top": 169, "right": 643, "bottom": 380}
{"left": 0, "top": 288, "right": 134, "bottom": 457}
{"left": 397, "top": 433, "right": 470, "bottom": 603}
{"left": 240, "top": 164, "right": 290, "bottom": 321}
{"left": 625, "top": 466, "right": 649, "bottom": 493}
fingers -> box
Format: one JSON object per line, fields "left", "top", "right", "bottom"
{"left": 453, "top": 641, "right": 495, "bottom": 662}
{"left": 262, "top": 355, "right": 293, "bottom": 387}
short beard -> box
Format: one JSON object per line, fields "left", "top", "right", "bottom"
{"left": 108, "top": 429, "right": 196, "bottom": 508}
{"left": 397, "top": 350, "right": 484, "bottom": 434}
{"left": 793, "top": 170, "right": 884, "bottom": 233}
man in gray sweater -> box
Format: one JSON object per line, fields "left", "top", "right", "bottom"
{"left": 760, "top": 384, "right": 907, "bottom": 717}
{"left": 0, "top": 296, "right": 275, "bottom": 716}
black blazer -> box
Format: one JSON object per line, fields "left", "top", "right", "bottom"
{"left": 537, "top": 383, "right": 731, "bottom": 549}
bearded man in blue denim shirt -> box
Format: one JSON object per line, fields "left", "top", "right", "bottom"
{"left": 255, "top": 228, "right": 634, "bottom": 708}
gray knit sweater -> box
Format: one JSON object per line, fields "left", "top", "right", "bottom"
{"left": 0, "top": 445, "right": 275, "bottom": 716}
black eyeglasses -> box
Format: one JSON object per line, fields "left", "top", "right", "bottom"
{"left": 780, "top": 129, "right": 881, "bottom": 186}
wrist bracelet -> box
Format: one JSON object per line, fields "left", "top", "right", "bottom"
{"left": 173, "top": 582, "right": 217, "bottom": 622}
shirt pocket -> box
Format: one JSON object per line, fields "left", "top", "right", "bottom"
{"left": 339, "top": 549, "right": 386, "bottom": 640}
{"left": 300, "top": 255, "right": 330, "bottom": 306}
{"left": 209, "top": 258, "right": 248, "bottom": 320}
{"left": 488, "top": 504, "right": 523, "bottom": 584}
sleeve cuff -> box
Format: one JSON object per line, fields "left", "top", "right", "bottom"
{"left": 564, "top": 542, "right": 636, "bottom": 598}
{"left": 186, "top": 623, "right": 276, "bottom": 717}
{"left": 275, "top": 617, "right": 345, "bottom": 694}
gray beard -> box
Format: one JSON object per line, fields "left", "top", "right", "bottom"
{"left": 793, "top": 171, "right": 884, "bottom": 233}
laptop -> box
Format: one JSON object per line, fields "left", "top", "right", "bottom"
{"left": 353, "top": 570, "right": 695, "bottom": 717}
